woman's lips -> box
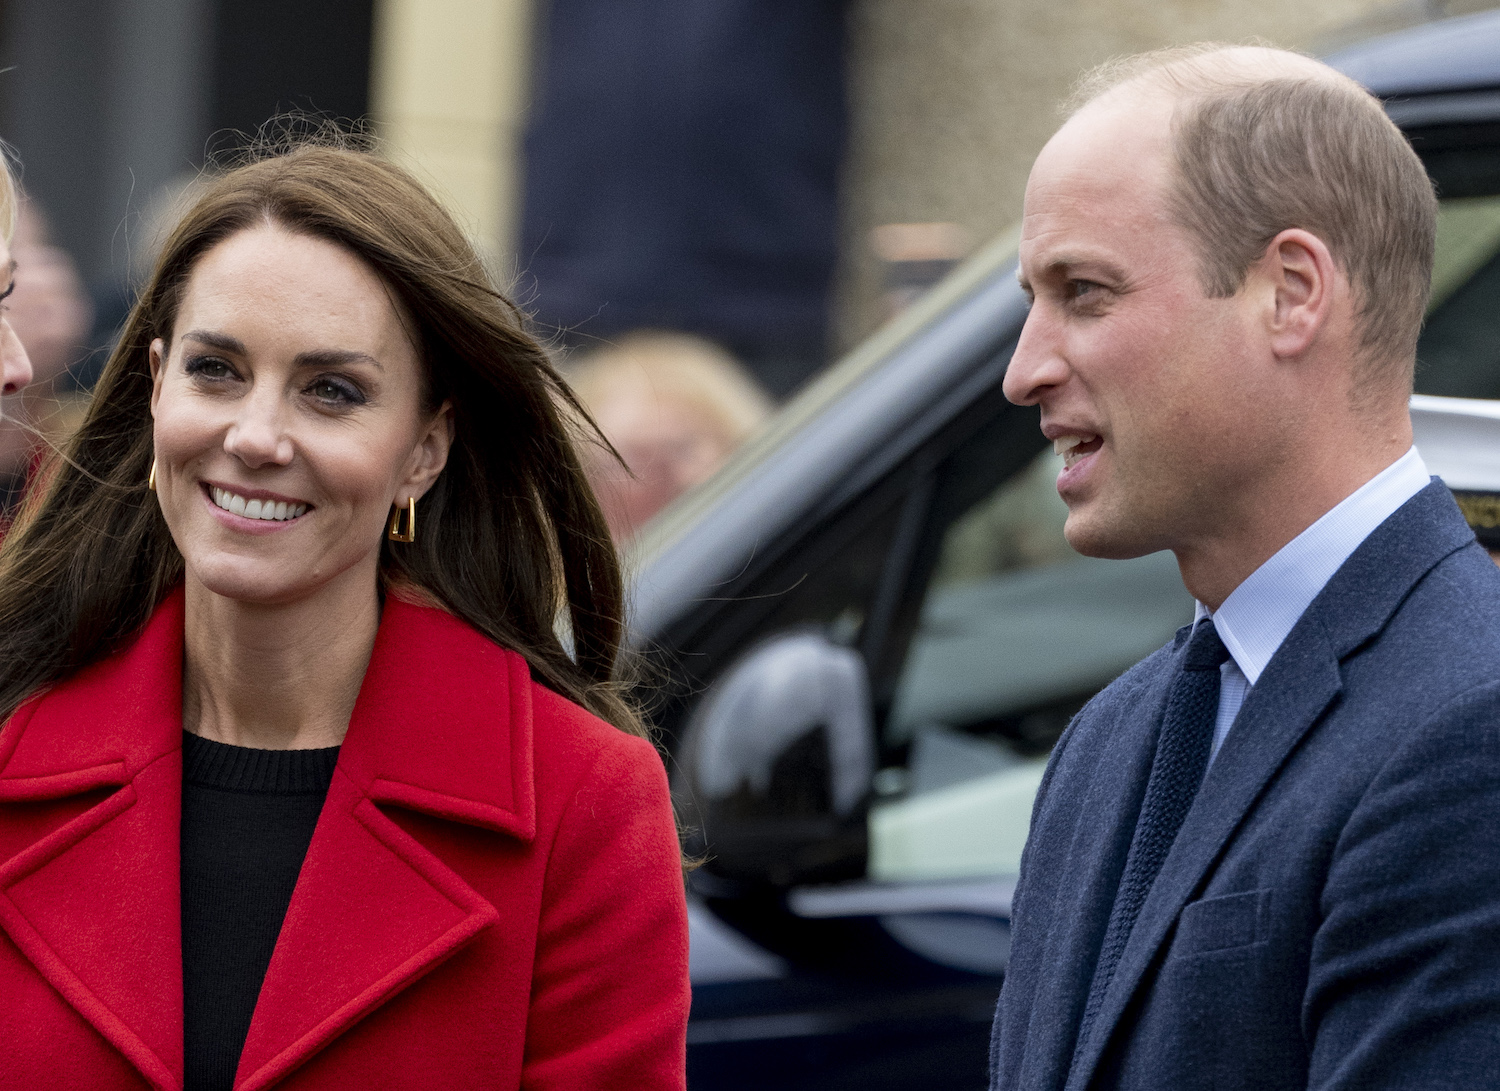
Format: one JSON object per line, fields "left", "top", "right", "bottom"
{"left": 201, "top": 483, "right": 311, "bottom": 533}
{"left": 207, "top": 484, "right": 308, "bottom": 522}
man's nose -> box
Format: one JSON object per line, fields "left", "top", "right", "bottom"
{"left": 0, "top": 319, "right": 33, "bottom": 398}
{"left": 1002, "top": 306, "right": 1068, "bottom": 407}
{"left": 224, "top": 393, "right": 294, "bottom": 467}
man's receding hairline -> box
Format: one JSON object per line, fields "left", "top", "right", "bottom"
{"left": 1059, "top": 41, "right": 1436, "bottom": 397}
{"left": 1069, "top": 44, "right": 1360, "bottom": 119}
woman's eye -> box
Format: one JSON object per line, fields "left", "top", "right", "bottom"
{"left": 306, "top": 376, "right": 365, "bottom": 406}
{"left": 184, "top": 355, "right": 236, "bottom": 380}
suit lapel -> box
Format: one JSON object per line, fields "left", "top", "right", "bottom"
{"left": 0, "top": 591, "right": 188, "bottom": 1091}
{"left": 1063, "top": 482, "right": 1476, "bottom": 1091}
{"left": 234, "top": 595, "right": 536, "bottom": 1091}
{"left": 1063, "top": 629, "right": 1342, "bottom": 1091}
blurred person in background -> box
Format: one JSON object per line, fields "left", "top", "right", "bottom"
{"left": 0, "top": 198, "right": 92, "bottom": 512}
{"left": 0, "top": 150, "right": 34, "bottom": 438}
{"left": 0, "top": 139, "right": 687, "bottom": 1091}
{"left": 67, "top": 174, "right": 212, "bottom": 395}
{"left": 568, "top": 329, "right": 772, "bottom": 540}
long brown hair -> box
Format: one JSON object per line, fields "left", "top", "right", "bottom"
{"left": 0, "top": 137, "right": 643, "bottom": 737}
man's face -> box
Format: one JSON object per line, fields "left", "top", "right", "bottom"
{"left": 1004, "top": 92, "right": 1273, "bottom": 560}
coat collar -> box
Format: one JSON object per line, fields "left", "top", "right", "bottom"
{"left": 0, "top": 587, "right": 538, "bottom": 835}
{"left": 1065, "top": 481, "right": 1477, "bottom": 1091}
{"left": 0, "top": 586, "right": 538, "bottom": 1090}
{"left": 325, "top": 587, "right": 536, "bottom": 841}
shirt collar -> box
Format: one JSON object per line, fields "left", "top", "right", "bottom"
{"left": 1194, "top": 446, "right": 1431, "bottom": 685}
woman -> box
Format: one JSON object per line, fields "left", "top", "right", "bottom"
{"left": 0, "top": 147, "right": 36, "bottom": 415}
{"left": 0, "top": 141, "right": 688, "bottom": 1090}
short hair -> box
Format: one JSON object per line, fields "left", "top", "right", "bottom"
{"left": 1073, "top": 45, "right": 1437, "bottom": 391}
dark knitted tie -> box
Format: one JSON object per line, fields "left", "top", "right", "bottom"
{"left": 1071, "top": 618, "right": 1230, "bottom": 1067}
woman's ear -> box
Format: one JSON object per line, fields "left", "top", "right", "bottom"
{"left": 398, "top": 400, "right": 455, "bottom": 504}
{"left": 148, "top": 338, "right": 167, "bottom": 417}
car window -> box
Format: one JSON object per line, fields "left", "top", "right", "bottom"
{"left": 869, "top": 448, "right": 1195, "bottom": 885}
{"left": 1416, "top": 193, "right": 1500, "bottom": 398}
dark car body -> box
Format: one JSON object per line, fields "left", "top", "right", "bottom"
{"left": 624, "top": 12, "right": 1500, "bottom": 1088}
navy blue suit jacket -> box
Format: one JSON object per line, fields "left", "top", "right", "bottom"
{"left": 991, "top": 482, "right": 1500, "bottom": 1091}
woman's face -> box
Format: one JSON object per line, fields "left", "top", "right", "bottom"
{"left": 0, "top": 232, "right": 36, "bottom": 415}
{"left": 150, "top": 224, "right": 452, "bottom": 607}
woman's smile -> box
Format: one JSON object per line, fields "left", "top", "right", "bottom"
{"left": 202, "top": 481, "right": 311, "bottom": 531}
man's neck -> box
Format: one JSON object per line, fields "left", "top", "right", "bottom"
{"left": 1178, "top": 434, "right": 1413, "bottom": 611}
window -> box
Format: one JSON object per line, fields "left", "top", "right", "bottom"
{"left": 1415, "top": 193, "right": 1500, "bottom": 397}
{"left": 1408, "top": 129, "right": 1500, "bottom": 398}
{"left": 868, "top": 448, "right": 1194, "bottom": 886}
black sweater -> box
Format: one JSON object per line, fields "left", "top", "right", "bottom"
{"left": 180, "top": 731, "right": 340, "bottom": 1091}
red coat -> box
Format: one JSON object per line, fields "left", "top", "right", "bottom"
{"left": 0, "top": 589, "right": 689, "bottom": 1090}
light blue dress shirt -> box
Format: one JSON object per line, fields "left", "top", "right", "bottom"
{"left": 1195, "top": 447, "right": 1432, "bottom": 761}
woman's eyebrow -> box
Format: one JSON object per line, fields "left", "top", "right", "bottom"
{"left": 294, "top": 348, "right": 383, "bottom": 371}
{"left": 182, "top": 329, "right": 247, "bottom": 354}
{"left": 181, "top": 331, "right": 382, "bottom": 372}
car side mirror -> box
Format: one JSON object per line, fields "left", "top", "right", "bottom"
{"left": 677, "top": 629, "right": 877, "bottom": 888}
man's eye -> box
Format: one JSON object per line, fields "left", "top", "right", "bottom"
{"left": 185, "top": 355, "right": 235, "bottom": 379}
{"left": 1070, "top": 279, "right": 1103, "bottom": 299}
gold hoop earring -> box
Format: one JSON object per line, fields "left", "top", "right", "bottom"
{"left": 147, "top": 460, "right": 157, "bottom": 492}
{"left": 387, "top": 496, "right": 416, "bottom": 543}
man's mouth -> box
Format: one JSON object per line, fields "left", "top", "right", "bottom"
{"left": 1053, "top": 434, "right": 1102, "bottom": 470}
{"left": 208, "top": 486, "right": 309, "bottom": 522}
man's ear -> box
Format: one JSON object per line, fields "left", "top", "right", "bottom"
{"left": 397, "top": 400, "right": 455, "bottom": 504}
{"left": 148, "top": 338, "right": 167, "bottom": 417}
{"left": 1256, "top": 228, "right": 1338, "bottom": 361}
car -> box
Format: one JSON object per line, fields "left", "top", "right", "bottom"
{"left": 624, "top": 11, "right": 1500, "bottom": 1088}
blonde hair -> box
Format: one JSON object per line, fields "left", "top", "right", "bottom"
{"left": 1071, "top": 44, "right": 1437, "bottom": 390}
{"left": 567, "top": 330, "right": 772, "bottom": 446}
{"left": 0, "top": 143, "right": 18, "bottom": 242}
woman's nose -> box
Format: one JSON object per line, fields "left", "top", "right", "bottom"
{"left": 0, "top": 319, "right": 34, "bottom": 398}
{"left": 224, "top": 396, "right": 294, "bottom": 467}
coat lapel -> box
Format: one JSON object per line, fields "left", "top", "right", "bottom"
{"left": 0, "top": 591, "right": 188, "bottom": 1091}
{"left": 1064, "top": 482, "right": 1477, "bottom": 1091}
{"left": 233, "top": 595, "right": 536, "bottom": 1091}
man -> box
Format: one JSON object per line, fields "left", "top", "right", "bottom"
{"left": 991, "top": 44, "right": 1500, "bottom": 1091}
